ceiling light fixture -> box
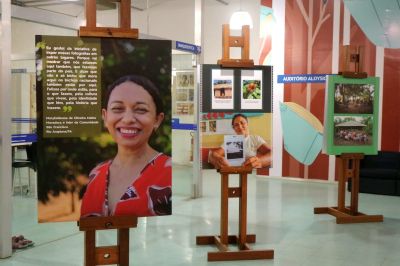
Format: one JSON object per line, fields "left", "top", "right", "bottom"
{"left": 229, "top": 0, "right": 253, "bottom": 30}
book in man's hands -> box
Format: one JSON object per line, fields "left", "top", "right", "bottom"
{"left": 224, "top": 135, "right": 245, "bottom": 166}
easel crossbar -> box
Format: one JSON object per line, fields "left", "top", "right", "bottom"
{"left": 196, "top": 234, "right": 256, "bottom": 245}
{"left": 95, "top": 246, "right": 119, "bottom": 265}
{"left": 208, "top": 250, "right": 274, "bottom": 261}
{"left": 228, "top": 187, "right": 241, "bottom": 197}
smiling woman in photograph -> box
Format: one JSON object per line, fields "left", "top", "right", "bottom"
{"left": 80, "top": 75, "right": 172, "bottom": 218}
{"left": 208, "top": 113, "right": 271, "bottom": 169}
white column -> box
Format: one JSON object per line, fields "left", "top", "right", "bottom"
{"left": 343, "top": 5, "right": 351, "bottom": 46}
{"left": 328, "top": 0, "right": 341, "bottom": 182}
{"left": 193, "top": 0, "right": 203, "bottom": 198}
{"left": 269, "top": 0, "right": 285, "bottom": 177}
{"left": 332, "top": 0, "right": 341, "bottom": 75}
{"left": 375, "top": 46, "right": 384, "bottom": 150}
{"left": 0, "top": 0, "right": 13, "bottom": 258}
{"left": 194, "top": 0, "right": 202, "bottom": 53}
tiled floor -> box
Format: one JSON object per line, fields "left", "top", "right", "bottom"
{"left": 2, "top": 166, "right": 400, "bottom": 266}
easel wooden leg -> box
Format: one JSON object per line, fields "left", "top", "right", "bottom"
{"left": 196, "top": 166, "right": 274, "bottom": 261}
{"left": 238, "top": 173, "right": 247, "bottom": 249}
{"left": 314, "top": 153, "right": 383, "bottom": 224}
{"left": 337, "top": 157, "right": 347, "bottom": 212}
{"left": 118, "top": 228, "right": 129, "bottom": 266}
{"left": 220, "top": 173, "right": 229, "bottom": 245}
{"left": 350, "top": 158, "right": 360, "bottom": 214}
{"left": 84, "top": 230, "right": 96, "bottom": 266}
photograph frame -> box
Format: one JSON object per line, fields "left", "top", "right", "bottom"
{"left": 176, "top": 71, "right": 194, "bottom": 88}
{"left": 211, "top": 69, "right": 234, "bottom": 110}
{"left": 173, "top": 70, "right": 195, "bottom": 115}
{"left": 201, "top": 64, "right": 272, "bottom": 113}
{"left": 241, "top": 69, "right": 263, "bottom": 110}
{"left": 324, "top": 75, "right": 380, "bottom": 155}
{"left": 224, "top": 134, "right": 245, "bottom": 166}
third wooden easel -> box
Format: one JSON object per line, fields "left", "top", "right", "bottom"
{"left": 314, "top": 45, "right": 383, "bottom": 224}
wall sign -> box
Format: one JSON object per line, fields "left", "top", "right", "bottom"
{"left": 175, "top": 41, "right": 201, "bottom": 54}
{"left": 277, "top": 74, "right": 327, "bottom": 84}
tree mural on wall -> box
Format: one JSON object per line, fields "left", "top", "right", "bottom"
{"left": 259, "top": 1, "right": 274, "bottom": 65}
{"left": 295, "top": 0, "right": 330, "bottom": 110}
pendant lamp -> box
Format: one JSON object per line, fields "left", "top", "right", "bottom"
{"left": 229, "top": 0, "right": 253, "bottom": 30}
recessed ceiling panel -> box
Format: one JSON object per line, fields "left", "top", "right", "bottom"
{"left": 344, "top": 0, "right": 400, "bottom": 48}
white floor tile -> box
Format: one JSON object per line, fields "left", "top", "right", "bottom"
{"left": 2, "top": 165, "right": 400, "bottom": 266}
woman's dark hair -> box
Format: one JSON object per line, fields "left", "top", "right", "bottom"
{"left": 104, "top": 75, "right": 163, "bottom": 115}
{"left": 231, "top": 113, "right": 248, "bottom": 127}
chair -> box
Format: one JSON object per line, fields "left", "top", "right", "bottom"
{"left": 12, "top": 143, "right": 37, "bottom": 195}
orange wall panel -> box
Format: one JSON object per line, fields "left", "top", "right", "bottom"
{"left": 381, "top": 49, "right": 400, "bottom": 151}
{"left": 283, "top": 0, "right": 333, "bottom": 179}
{"left": 268, "top": 0, "right": 400, "bottom": 179}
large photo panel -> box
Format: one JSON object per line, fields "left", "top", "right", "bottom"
{"left": 35, "top": 36, "right": 172, "bottom": 222}
{"left": 200, "top": 64, "right": 273, "bottom": 172}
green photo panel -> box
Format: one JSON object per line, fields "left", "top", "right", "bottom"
{"left": 323, "top": 75, "right": 380, "bottom": 155}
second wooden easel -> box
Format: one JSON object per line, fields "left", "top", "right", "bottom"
{"left": 196, "top": 166, "right": 274, "bottom": 261}
{"left": 196, "top": 24, "right": 273, "bottom": 261}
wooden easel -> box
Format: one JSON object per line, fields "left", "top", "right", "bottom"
{"left": 79, "top": 0, "right": 138, "bottom": 38}
{"left": 78, "top": 216, "right": 138, "bottom": 266}
{"left": 77, "top": 1, "right": 139, "bottom": 265}
{"left": 196, "top": 166, "right": 274, "bottom": 261}
{"left": 314, "top": 48, "right": 383, "bottom": 223}
{"left": 314, "top": 153, "right": 383, "bottom": 223}
{"left": 217, "top": 24, "right": 254, "bottom": 68}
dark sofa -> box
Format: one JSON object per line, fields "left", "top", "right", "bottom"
{"left": 348, "top": 151, "right": 400, "bottom": 196}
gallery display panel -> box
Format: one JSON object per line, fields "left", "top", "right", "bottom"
{"left": 199, "top": 64, "right": 273, "bottom": 171}
{"left": 35, "top": 36, "right": 172, "bottom": 222}
{"left": 201, "top": 64, "right": 272, "bottom": 113}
